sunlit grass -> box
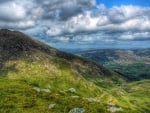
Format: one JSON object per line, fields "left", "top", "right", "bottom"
{"left": 0, "top": 52, "right": 149, "bottom": 113}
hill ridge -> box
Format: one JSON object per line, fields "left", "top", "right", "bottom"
{"left": 0, "top": 29, "right": 122, "bottom": 79}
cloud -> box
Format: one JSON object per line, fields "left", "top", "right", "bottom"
{"left": 0, "top": 0, "right": 95, "bottom": 29}
{"left": 45, "top": 5, "right": 150, "bottom": 42}
{"left": 36, "top": 0, "right": 96, "bottom": 20}
{"left": 0, "top": 1, "right": 26, "bottom": 22}
{"left": 0, "top": 0, "right": 150, "bottom": 45}
{"left": 0, "top": 0, "right": 40, "bottom": 29}
{"left": 119, "top": 32, "right": 150, "bottom": 40}
{"left": 0, "top": 20, "right": 35, "bottom": 29}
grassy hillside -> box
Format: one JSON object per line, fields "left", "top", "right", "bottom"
{"left": 0, "top": 54, "right": 149, "bottom": 113}
{"left": 0, "top": 29, "right": 126, "bottom": 88}
{"left": 77, "top": 49, "right": 150, "bottom": 80}
{"left": 0, "top": 29, "right": 150, "bottom": 113}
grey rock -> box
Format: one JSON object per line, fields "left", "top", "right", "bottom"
{"left": 41, "top": 89, "right": 51, "bottom": 93}
{"left": 68, "top": 88, "right": 76, "bottom": 93}
{"left": 69, "top": 108, "right": 85, "bottom": 113}
{"left": 107, "top": 106, "right": 123, "bottom": 113}
{"left": 48, "top": 104, "right": 56, "bottom": 109}
{"left": 33, "top": 87, "right": 51, "bottom": 93}
{"left": 33, "top": 87, "right": 41, "bottom": 92}
{"left": 84, "top": 98, "right": 100, "bottom": 103}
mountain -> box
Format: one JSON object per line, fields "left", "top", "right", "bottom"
{"left": 0, "top": 29, "right": 126, "bottom": 87}
{"left": 77, "top": 49, "right": 150, "bottom": 80}
{"left": 0, "top": 29, "right": 149, "bottom": 113}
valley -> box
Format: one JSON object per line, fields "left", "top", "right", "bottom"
{"left": 77, "top": 49, "right": 150, "bottom": 80}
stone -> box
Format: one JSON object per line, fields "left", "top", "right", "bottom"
{"left": 33, "top": 87, "right": 51, "bottom": 93}
{"left": 71, "top": 96, "right": 80, "bottom": 99}
{"left": 68, "top": 88, "right": 76, "bottom": 93}
{"left": 84, "top": 98, "right": 100, "bottom": 103}
{"left": 41, "top": 89, "right": 51, "bottom": 93}
{"left": 69, "top": 108, "right": 85, "bottom": 113}
{"left": 48, "top": 104, "right": 56, "bottom": 109}
{"left": 33, "top": 87, "right": 41, "bottom": 92}
{"left": 107, "top": 106, "right": 123, "bottom": 113}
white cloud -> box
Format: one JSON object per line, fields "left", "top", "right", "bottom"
{"left": 0, "top": 2, "right": 26, "bottom": 21}
{"left": 119, "top": 32, "right": 150, "bottom": 40}
{"left": 46, "top": 27, "right": 63, "bottom": 36}
{"left": 45, "top": 5, "right": 150, "bottom": 42}
{"left": 17, "top": 20, "right": 35, "bottom": 29}
{"left": 0, "top": 0, "right": 150, "bottom": 43}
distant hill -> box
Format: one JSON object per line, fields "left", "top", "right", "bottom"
{"left": 0, "top": 29, "right": 149, "bottom": 113}
{"left": 77, "top": 49, "right": 150, "bottom": 80}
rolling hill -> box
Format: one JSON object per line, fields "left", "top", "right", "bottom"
{"left": 0, "top": 29, "right": 150, "bottom": 113}
{"left": 77, "top": 49, "right": 150, "bottom": 80}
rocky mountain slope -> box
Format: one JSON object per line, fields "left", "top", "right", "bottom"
{"left": 0, "top": 29, "right": 149, "bottom": 113}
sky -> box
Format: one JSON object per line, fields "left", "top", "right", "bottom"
{"left": 0, "top": 0, "right": 150, "bottom": 50}
{"left": 97, "top": 0, "right": 150, "bottom": 7}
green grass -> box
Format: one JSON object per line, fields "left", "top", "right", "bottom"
{"left": 1, "top": 77, "right": 149, "bottom": 113}
{"left": 104, "top": 62, "right": 150, "bottom": 80}
{"left": 0, "top": 57, "right": 105, "bottom": 113}
{"left": 0, "top": 78, "right": 105, "bottom": 113}
{"left": 0, "top": 52, "right": 149, "bottom": 113}
{"left": 108, "top": 80, "right": 150, "bottom": 112}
